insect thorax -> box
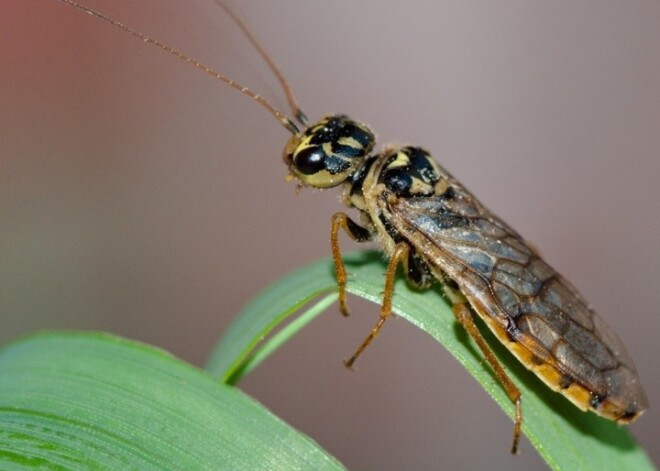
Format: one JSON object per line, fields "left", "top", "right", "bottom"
{"left": 284, "top": 114, "right": 449, "bottom": 197}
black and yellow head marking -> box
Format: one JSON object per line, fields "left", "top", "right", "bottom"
{"left": 284, "top": 115, "right": 375, "bottom": 188}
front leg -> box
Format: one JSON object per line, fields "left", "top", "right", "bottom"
{"left": 330, "top": 212, "right": 373, "bottom": 316}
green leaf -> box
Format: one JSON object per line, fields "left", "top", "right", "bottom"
{"left": 208, "top": 251, "right": 655, "bottom": 471}
{"left": 205, "top": 257, "right": 339, "bottom": 383}
{"left": 0, "top": 332, "right": 346, "bottom": 471}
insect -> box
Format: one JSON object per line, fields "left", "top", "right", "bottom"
{"left": 55, "top": 0, "right": 648, "bottom": 454}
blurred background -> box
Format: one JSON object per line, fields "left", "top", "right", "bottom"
{"left": 2, "top": 1, "right": 659, "bottom": 469}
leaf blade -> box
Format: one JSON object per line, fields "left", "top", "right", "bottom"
{"left": 209, "top": 251, "right": 654, "bottom": 471}
{"left": 0, "top": 331, "right": 346, "bottom": 471}
{"left": 205, "top": 256, "right": 342, "bottom": 382}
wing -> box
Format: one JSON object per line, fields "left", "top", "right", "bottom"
{"left": 382, "top": 169, "right": 648, "bottom": 422}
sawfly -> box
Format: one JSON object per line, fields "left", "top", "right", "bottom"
{"left": 54, "top": 0, "right": 648, "bottom": 454}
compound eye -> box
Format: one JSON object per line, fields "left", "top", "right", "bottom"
{"left": 294, "top": 146, "right": 326, "bottom": 175}
{"left": 284, "top": 115, "right": 375, "bottom": 189}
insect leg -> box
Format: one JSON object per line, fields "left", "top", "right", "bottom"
{"left": 330, "top": 213, "right": 373, "bottom": 316}
{"left": 344, "top": 243, "right": 410, "bottom": 369}
{"left": 451, "top": 302, "right": 523, "bottom": 454}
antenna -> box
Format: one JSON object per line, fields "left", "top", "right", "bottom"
{"left": 213, "top": 1, "right": 308, "bottom": 126}
{"left": 53, "top": 0, "right": 301, "bottom": 134}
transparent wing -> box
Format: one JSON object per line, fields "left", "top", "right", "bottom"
{"left": 383, "top": 170, "right": 648, "bottom": 420}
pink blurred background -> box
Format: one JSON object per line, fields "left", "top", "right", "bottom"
{"left": 2, "top": 1, "right": 658, "bottom": 469}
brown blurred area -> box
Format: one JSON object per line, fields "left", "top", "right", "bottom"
{"left": 2, "top": 1, "right": 659, "bottom": 469}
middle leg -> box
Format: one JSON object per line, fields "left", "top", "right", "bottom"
{"left": 344, "top": 242, "right": 410, "bottom": 368}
